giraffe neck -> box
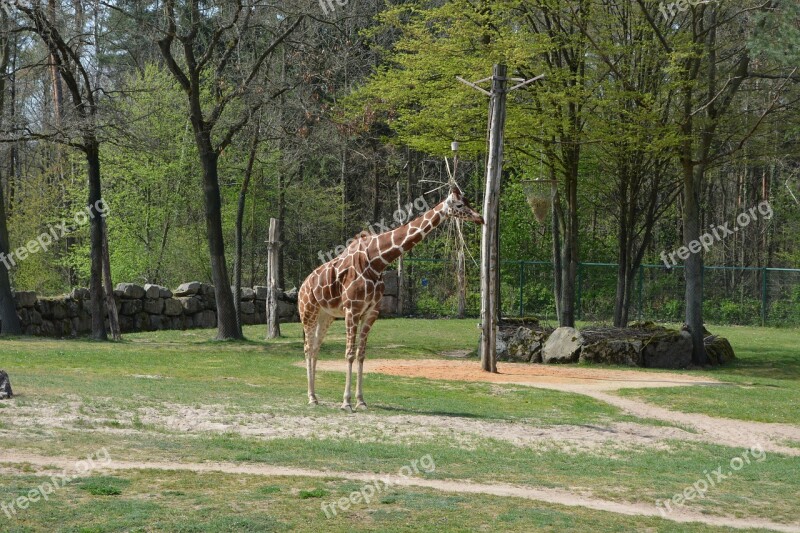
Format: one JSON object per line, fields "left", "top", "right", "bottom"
{"left": 369, "top": 201, "right": 447, "bottom": 270}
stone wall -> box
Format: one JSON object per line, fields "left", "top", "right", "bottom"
{"left": 8, "top": 270, "right": 400, "bottom": 338}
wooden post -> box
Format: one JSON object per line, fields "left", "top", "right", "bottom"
{"left": 265, "top": 218, "right": 281, "bottom": 339}
{"left": 101, "top": 220, "right": 121, "bottom": 341}
{"left": 478, "top": 65, "right": 508, "bottom": 373}
{"left": 458, "top": 66, "right": 543, "bottom": 373}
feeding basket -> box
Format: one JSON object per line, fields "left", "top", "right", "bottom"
{"left": 522, "top": 179, "right": 557, "bottom": 223}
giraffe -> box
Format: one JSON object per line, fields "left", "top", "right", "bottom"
{"left": 299, "top": 187, "right": 484, "bottom": 411}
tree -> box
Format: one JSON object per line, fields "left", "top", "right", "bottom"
{"left": 11, "top": 0, "right": 112, "bottom": 340}
{"left": 0, "top": 9, "right": 22, "bottom": 335}
{"left": 154, "top": 0, "right": 303, "bottom": 339}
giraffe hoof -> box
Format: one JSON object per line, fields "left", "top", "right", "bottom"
{"left": 357, "top": 402, "right": 368, "bottom": 410}
{"left": 340, "top": 404, "right": 353, "bottom": 413}
{"left": 308, "top": 400, "right": 319, "bottom": 406}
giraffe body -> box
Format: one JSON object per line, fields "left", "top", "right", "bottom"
{"left": 299, "top": 187, "right": 483, "bottom": 411}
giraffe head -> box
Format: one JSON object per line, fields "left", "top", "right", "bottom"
{"left": 443, "top": 186, "right": 484, "bottom": 224}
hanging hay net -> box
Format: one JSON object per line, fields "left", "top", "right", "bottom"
{"left": 522, "top": 179, "right": 556, "bottom": 223}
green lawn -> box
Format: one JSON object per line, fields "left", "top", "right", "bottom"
{"left": 0, "top": 320, "right": 798, "bottom": 531}
{"left": 616, "top": 325, "right": 800, "bottom": 424}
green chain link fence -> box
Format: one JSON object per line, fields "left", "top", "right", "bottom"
{"left": 401, "top": 258, "right": 800, "bottom": 326}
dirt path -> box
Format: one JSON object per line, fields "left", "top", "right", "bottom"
{"left": 313, "top": 359, "right": 800, "bottom": 456}
{"left": 0, "top": 452, "right": 797, "bottom": 532}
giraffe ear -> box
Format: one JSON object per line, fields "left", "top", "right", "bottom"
{"left": 450, "top": 185, "right": 463, "bottom": 198}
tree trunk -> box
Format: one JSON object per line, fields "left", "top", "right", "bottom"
{"left": 0, "top": 171, "right": 21, "bottom": 336}
{"left": 86, "top": 142, "right": 107, "bottom": 341}
{"left": 235, "top": 133, "right": 259, "bottom": 332}
{"left": 683, "top": 163, "right": 707, "bottom": 364}
{"left": 0, "top": 16, "right": 21, "bottom": 336}
{"left": 199, "top": 148, "right": 242, "bottom": 340}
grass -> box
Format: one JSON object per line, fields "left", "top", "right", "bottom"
{"left": 0, "top": 467, "right": 762, "bottom": 532}
{"left": 0, "top": 319, "right": 798, "bottom": 530}
{"left": 616, "top": 325, "right": 800, "bottom": 424}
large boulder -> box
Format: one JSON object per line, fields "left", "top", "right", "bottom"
{"left": 143, "top": 298, "right": 164, "bottom": 315}
{"left": 120, "top": 300, "right": 143, "bottom": 316}
{"left": 642, "top": 330, "right": 692, "bottom": 369}
{"left": 254, "top": 286, "right": 269, "bottom": 300}
{"left": 580, "top": 338, "right": 642, "bottom": 366}
{"left": 70, "top": 288, "right": 90, "bottom": 300}
{"left": 383, "top": 271, "right": 399, "bottom": 296}
{"left": 498, "top": 327, "right": 546, "bottom": 363}
{"left": 174, "top": 282, "right": 202, "bottom": 297}
{"left": 143, "top": 284, "right": 162, "bottom": 299}
{"left": 14, "top": 291, "right": 37, "bottom": 308}
{"left": 116, "top": 283, "right": 146, "bottom": 300}
{"left": 0, "top": 370, "right": 12, "bottom": 399}
{"left": 543, "top": 327, "right": 584, "bottom": 364}
{"left": 705, "top": 336, "right": 736, "bottom": 365}
{"left": 163, "top": 298, "right": 183, "bottom": 317}
{"left": 179, "top": 296, "right": 203, "bottom": 315}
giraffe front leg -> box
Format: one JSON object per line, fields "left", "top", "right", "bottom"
{"left": 356, "top": 307, "right": 380, "bottom": 410}
{"left": 342, "top": 310, "right": 358, "bottom": 413}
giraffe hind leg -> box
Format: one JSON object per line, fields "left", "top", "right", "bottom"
{"left": 355, "top": 306, "right": 380, "bottom": 410}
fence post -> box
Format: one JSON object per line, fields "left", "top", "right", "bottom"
{"left": 577, "top": 263, "right": 583, "bottom": 321}
{"left": 762, "top": 267, "right": 768, "bottom": 327}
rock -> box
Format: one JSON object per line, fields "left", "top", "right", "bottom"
{"left": 379, "top": 295, "right": 398, "bottom": 316}
{"left": 51, "top": 301, "right": 67, "bottom": 320}
{"left": 201, "top": 283, "right": 215, "bottom": 296}
{"left": 705, "top": 336, "right": 736, "bottom": 365}
{"left": 70, "top": 288, "right": 90, "bottom": 300}
{"left": 241, "top": 287, "right": 255, "bottom": 301}
{"left": 14, "top": 291, "right": 37, "bottom": 308}
{"left": 642, "top": 330, "right": 692, "bottom": 369}
{"left": 194, "top": 310, "right": 217, "bottom": 329}
{"left": 120, "top": 300, "right": 143, "bottom": 316}
{"left": 201, "top": 292, "right": 216, "bottom": 310}
{"left": 281, "top": 287, "right": 299, "bottom": 304}
{"left": 174, "top": 282, "right": 202, "bottom": 297}
{"left": 149, "top": 315, "right": 164, "bottom": 331}
{"left": 240, "top": 301, "right": 256, "bottom": 315}
{"left": 383, "top": 271, "right": 399, "bottom": 296}
{"left": 277, "top": 300, "right": 298, "bottom": 320}
{"left": 29, "top": 310, "right": 43, "bottom": 325}
{"left": 543, "top": 327, "right": 585, "bottom": 364}
{"left": 116, "top": 283, "right": 146, "bottom": 300}
{"left": 254, "top": 286, "right": 269, "bottom": 299}
{"left": 159, "top": 287, "right": 173, "bottom": 299}
{"left": 143, "top": 298, "right": 164, "bottom": 314}
{"left": 144, "top": 284, "right": 162, "bottom": 299}
{"left": 0, "top": 370, "right": 12, "bottom": 399}
{"left": 163, "top": 298, "right": 183, "bottom": 317}
{"left": 179, "top": 296, "right": 203, "bottom": 314}
{"left": 505, "top": 327, "right": 544, "bottom": 363}
{"left": 580, "top": 338, "right": 642, "bottom": 366}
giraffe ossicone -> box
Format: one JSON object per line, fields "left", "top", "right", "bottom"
{"left": 298, "top": 186, "right": 484, "bottom": 411}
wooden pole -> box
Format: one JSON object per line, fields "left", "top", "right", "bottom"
{"left": 479, "top": 64, "right": 508, "bottom": 373}
{"left": 265, "top": 218, "right": 281, "bottom": 339}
